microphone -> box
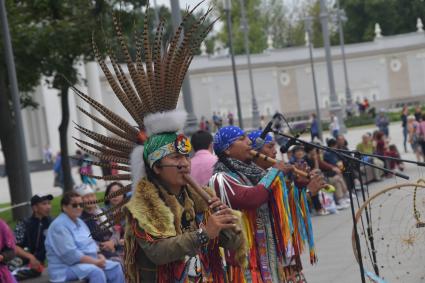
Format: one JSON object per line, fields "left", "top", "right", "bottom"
{"left": 278, "top": 125, "right": 310, "bottom": 153}
{"left": 280, "top": 137, "right": 298, "bottom": 154}
{"left": 260, "top": 121, "right": 273, "bottom": 140}
{"left": 255, "top": 121, "right": 273, "bottom": 148}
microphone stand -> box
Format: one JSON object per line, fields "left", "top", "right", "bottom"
{"left": 273, "top": 130, "right": 410, "bottom": 283}
{"left": 334, "top": 148, "right": 425, "bottom": 167}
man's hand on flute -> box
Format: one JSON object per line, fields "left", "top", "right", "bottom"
{"left": 204, "top": 197, "right": 239, "bottom": 239}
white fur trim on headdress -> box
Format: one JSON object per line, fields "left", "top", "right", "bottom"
{"left": 144, "top": 110, "right": 187, "bottom": 135}
{"left": 130, "top": 145, "right": 146, "bottom": 191}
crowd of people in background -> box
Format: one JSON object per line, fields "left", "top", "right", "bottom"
{"left": 197, "top": 104, "right": 423, "bottom": 218}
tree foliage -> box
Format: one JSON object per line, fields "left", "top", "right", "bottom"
{"left": 340, "top": 0, "right": 425, "bottom": 43}
{"left": 213, "top": 0, "right": 268, "bottom": 54}
{"left": 211, "top": 0, "right": 337, "bottom": 53}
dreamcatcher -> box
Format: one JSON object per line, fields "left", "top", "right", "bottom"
{"left": 353, "top": 180, "right": 425, "bottom": 282}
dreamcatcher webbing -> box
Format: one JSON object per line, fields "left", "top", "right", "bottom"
{"left": 353, "top": 182, "right": 425, "bottom": 282}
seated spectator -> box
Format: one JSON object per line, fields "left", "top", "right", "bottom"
{"left": 12, "top": 194, "right": 52, "bottom": 281}
{"left": 304, "top": 146, "right": 329, "bottom": 216}
{"left": 336, "top": 134, "right": 348, "bottom": 151}
{"left": 373, "top": 131, "right": 393, "bottom": 176}
{"left": 356, "top": 133, "right": 373, "bottom": 154}
{"left": 336, "top": 134, "right": 359, "bottom": 188}
{"left": 45, "top": 191, "right": 124, "bottom": 283}
{"left": 356, "top": 134, "right": 384, "bottom": 182}
{"left": 0, "top": 219, "right": 17, "bottom": 283}
{"left": 103, "top": 182, "right": 127, "bottom": 257}
{"left": 190, "top": 130, "right": 217, "bottom": 186}
{"left": 74, "top": 184, "right": 122, "bottom": 263}
{"left": 323, "top": 139, "right": 350, "bottom": 209}
{"left": 386, "top": 144, "right": 404, "bottom": 171}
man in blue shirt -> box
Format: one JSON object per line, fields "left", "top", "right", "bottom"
{"left": 45, "top": 191, "right": 124, "bottom": 283}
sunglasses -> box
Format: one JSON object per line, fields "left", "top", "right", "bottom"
{"left": 70, "top": 202, "right": 84, "bottom": 208}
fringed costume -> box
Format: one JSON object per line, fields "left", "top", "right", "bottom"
{"left": 210, "top": 127, "right": 316, "bottom": 283}
{"left": 71, "top": 3, "right": 245, "bottom": 282}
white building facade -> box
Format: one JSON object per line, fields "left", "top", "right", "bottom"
{"left": 17, "top": 31, "right": 425, "bottom": 162}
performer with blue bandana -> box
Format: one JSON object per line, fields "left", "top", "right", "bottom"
{"left": 210, "top": 126, "right": 326, "bottom": 283}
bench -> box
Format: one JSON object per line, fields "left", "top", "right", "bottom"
{"left": 23, "top": 271, "right": 85, "bottom": 283}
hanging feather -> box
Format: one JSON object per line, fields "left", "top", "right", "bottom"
{"left": 76, "top": 107, "right": 136, "bottom": 142}
{"left": 74, "top": 123, "right": 134, "bottom": 152}
{"left": 72, "top": 85, "right": 139, "bottom": 137}
{"left": 73, "top": 137, "right": 130, "bottom": 159}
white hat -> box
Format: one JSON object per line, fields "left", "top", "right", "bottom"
{"left": 74, "top": 184, "right": 94, "bottom": 196}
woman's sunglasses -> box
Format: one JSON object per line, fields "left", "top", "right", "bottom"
{"left": 70, "top": 202, "right": 84, "bottom": 208}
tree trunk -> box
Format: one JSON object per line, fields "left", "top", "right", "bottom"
{"left": 0, "top": 69, "right": 31, "bottom": 220}
{"left": 59, "top": 85, "right": 73, "bottom": 192}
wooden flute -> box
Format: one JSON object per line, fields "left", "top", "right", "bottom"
{"left": 250, "top": 150, "right": 309, "bottom": 177}
{"left": 183, "top": 174, "right": 241, "bottom": 233}
{"left": 183, "top": 174, "right": 215, "bottom": 204}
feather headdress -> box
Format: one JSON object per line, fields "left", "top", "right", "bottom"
{"left": 72, "top": 1, "right": 214, "bottom": 229}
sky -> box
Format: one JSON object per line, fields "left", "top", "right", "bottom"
{"left": 154, "top": 0, "right": 297, "bottom": 10}
{"left": 155, "top": 0, "right": 210, "bottom": 11}
{"left": 153, "top": 0, "right": 298, "bottom": 33}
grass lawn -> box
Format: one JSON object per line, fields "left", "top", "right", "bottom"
{"left": 0, "top": 192, "right": 105, "bottom": 229}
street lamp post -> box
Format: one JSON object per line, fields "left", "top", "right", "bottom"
{"left": 0, "top": 0, "right": 33, "bottom": 219}
{"left": 336, "top": 0, "right": 353, "bottom": 114}
{"left": 169, "top": 0, "right": 198, "bottom": 135}
{"left": 239, "top": 0, "right": 260, "bottom": 129}
{"left": 223, "top": 0, "right": 243, "bottom": 129}
{"left": 319, "top": 0, "right": 346, "bottom": 133}
{"left": 152, "top": 0, "right": 160, "bottom": 26}
{"left": 305, "top": 17, "right": 323, "bottom": 141}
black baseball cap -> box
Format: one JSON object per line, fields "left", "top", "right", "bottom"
{"left": 30, "top": 194, "right": 53, "bottom": 206}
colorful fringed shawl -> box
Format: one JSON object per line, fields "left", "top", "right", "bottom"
{"left": 287, "top": 181, "right": 317, "bottom": 266}
{"left": 212, "top": 160, "right": 316, "bottom": 283}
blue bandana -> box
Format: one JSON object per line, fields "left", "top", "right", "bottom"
{"left": 248, "top": 130, "right": 273, "bottom": 150}
{"left": 213, "top": 126, "right": 245, "bottom": 154}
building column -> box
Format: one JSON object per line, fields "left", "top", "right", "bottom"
{"left": 72, "top": 63, "right": 93, "bottom": 142}
{"left": 85, "top": 61, "right": 107, "bottom": 137}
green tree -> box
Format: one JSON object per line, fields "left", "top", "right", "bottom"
{"left": 213, "top": 0, "right": 267, "bottom": 54}
{"left": 31, "top": 1, "right": 126, "bottom": 192}
{"left": 0, "top": 0, "right": 50, "bottom": 219}
{"left": 0, "top": 0, "right": 148, "bottom": 198}
{"left": 340, "top": 0, "right": 425, "bottom": 43}
{"left": 262, "top": 0, "right": 290, "bottom": 48}
{"left": 1, "top": 0, "right": 212, "bottom": 202}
